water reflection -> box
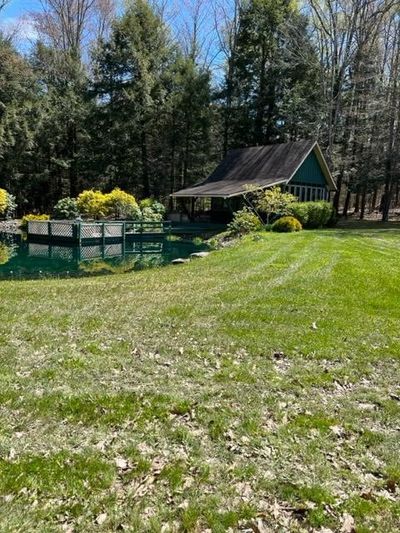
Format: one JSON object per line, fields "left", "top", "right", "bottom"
{"left": 0, "top": 235, "right": 17, "bottom": 265}
{"left": 0, "top": 234, "right": 204, "bottom": 279}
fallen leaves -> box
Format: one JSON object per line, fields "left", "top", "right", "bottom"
{"left": 95, "top": 512, "right": 107, "bottom": 525}
{"left": 340, "top": 512, "right": 355, "bottom": 533}
{"left": 114, "top": 457, "right": 129, "bottom": 470}
{"left": 329, "top": 425, "right": 345, "bottom": 437}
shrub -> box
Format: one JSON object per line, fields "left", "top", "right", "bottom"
{"left": 272, "top": 216, "right": 302, "bottom": 233}
{"left": 0, "top": 188, "right": 7, "bottom": 216}
{"left": 0, "top": 188, "right": 17, "bottom": 218}
{"left": 104, "top": 188, "right": 141, "bottom": 219}
{"left": 139, "top": 198, "right": 166, "bottom": 220}
{"left": 20, "top": 214, "right": 50, "bottom": 230}
{"left": 76, "top": 190, "right": 108, "bottom": 219}
{"left": 288, "top": 201, "right": 334, "bottom": 229}
{"left": 254, "top": 186, "right": 297, "bottom": 224}
{"left": 139, "top": 198, "right": 154, "bottom": 209}
{"left": 141, "top": 206, "right": 163, "bottom": 222}
{"left": 5, "top": 193, "right": 17, "bottom": 218}
{"left": 149, "top": 201, "right": 166, "bottom": 216}
{"left": 227, "top": 207, "right": 263, "bottom": 236}
{"left": 53, "top": 197, "right": 80, "bottom": 219}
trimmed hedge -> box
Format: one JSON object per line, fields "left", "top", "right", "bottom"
{"left": 288, "top": 201, "right": 334, "bottom": 229}
{"left": 272, "top": 216, "right": 302, "bottom": 233}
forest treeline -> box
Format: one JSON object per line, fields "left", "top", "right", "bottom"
{"left": 0, "top": 0, "right": 399, "bottom": 220}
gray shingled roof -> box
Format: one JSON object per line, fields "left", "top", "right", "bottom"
{"left": 171, "top": 140, "right": 335, "bottom": 198}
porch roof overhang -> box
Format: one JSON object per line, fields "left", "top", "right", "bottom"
{"left": 171, "top": 179, "right": 288, "bottom": 199}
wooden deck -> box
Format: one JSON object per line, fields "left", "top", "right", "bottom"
{"left": 27, "top": 220, "right": 172, "bottom": 243}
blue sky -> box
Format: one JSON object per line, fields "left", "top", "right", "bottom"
{"left": 0, "top": 0, "right": 41, "bottom": 46}
{"left": 1, "top": 0, "right": 41, "bottom": 20}
{"left": 1, "top": 0, "right": 225, "bottom": 72}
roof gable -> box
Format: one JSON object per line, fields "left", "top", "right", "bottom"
{"left": 290, "top": 150, "right": 328, "bottom": 187}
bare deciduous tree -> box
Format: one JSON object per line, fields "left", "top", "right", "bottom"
{"left": 33, "top": 0, "right": 97, "bottom": 53}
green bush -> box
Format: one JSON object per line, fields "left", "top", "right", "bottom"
{"left": 20, "top": 214, "right": 50, "bottom": 230}
{"left": 288, "top": 201, "right": 334, "bottom": 229}
{"left": 139, "top": 198, "right": 166, "bottom": 220}
{"left": 227, "top": 207, "right": 263, "bottom": 236}
{"left": 53, "top": 197, "right": 80, "bottom": 219}
{"left": 139, "top": 198, "right": 154, "bottom": 209}
{"left": 141, "top": 206, "right": 163, "bottom": 222}
{"left": 272, "top": 216, "right": 302, "bottom": 233}
{"left": 254, "top": 186, "right": 297, "bottom": 224}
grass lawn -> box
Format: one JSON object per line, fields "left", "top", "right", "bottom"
{"left": 0, "top": 227, "right": 399, "bottom": 532}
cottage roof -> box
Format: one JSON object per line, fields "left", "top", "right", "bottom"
{"left": 171, "top": 140, "right": 336, "bottom": 198}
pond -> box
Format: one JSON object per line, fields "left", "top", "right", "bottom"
{"left": 0, "top": 233, "right": 207, "bottom": 280}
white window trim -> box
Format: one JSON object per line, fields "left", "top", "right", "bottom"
{"left": 286, "top": 184, "right": 328, "bottom": 201}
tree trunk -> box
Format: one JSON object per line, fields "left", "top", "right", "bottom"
{"left": 371, "top": 188, "right": 378, "bottom": 212}
{"left": 68, "top": 123, "right": 78, "bottom": 197}
{"left": 342, "top": 190, "right": 351, "bottom": 217}
{"left": 141, "top": 129, "right": 150, "bottom": 197}
{"left": 333, "top": 170, "right": 343, "bottom": 212}
{"left": 354, "top": 192, "right": 360, "bottom": 213}
{"left": 359, "top": 188, "right": 367, "bottom": 220}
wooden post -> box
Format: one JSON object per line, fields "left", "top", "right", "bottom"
{"left": 122, "top": 224, "right": 126, "bottom": 257}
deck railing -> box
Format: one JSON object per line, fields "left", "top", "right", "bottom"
{"left": 27, "top": 220, "right": 172, "bottom": 242}
{"left": 123, "top": 220, "right": 172, "bottom": 235}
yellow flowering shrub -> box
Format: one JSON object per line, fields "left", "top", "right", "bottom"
{"left": 0, "top": 188, "right": 8, "bottom": 216}
{"left": 104, "top": 188, "right": 141, "bottom": 219}
{"left": 20, "top": 214, "right": 50, "bottom": 230}
{"left": 76, "top": 190, "right": 108, "bottom": 219}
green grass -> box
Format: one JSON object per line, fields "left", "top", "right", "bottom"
{"left": 0, "top": 227, "right": 400, "bottom": 531}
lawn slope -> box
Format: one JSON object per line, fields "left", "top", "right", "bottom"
{"left": 0, "top": 228, "right": 399, "bottom": 532}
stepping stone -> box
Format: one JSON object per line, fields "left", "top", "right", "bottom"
{"left": 171, "top": 258, "right": 190, "bottom": 264}
{"left": 190, "top": 251, "right": 210, "bottom": 258}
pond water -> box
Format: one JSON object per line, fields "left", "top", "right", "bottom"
{"left": 0, "top": 233, "right": 206, "bottom": 280}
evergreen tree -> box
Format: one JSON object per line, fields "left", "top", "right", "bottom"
{"left": 0, "top": 36, "right": 38, "bottom": 210}
{"left": 91, "top": 0, "right": 212, "bottom": 197}
{"left": 91, "top": 0, "right": 175, "bottom": 196}
{"left": 219, "top": 0, "right": 322, "bottom": 149}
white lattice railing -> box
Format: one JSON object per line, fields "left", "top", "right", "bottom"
{"left": 27, "top": 220, "right": 166, "bottom": 241}
{"left": 28, "top": 221, "right": 50, "bottom": 235}
{"left": 51, "top": 222, "right": 74, "bottom": 238}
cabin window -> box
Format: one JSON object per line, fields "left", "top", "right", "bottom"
{"left": 290, "top": 185, "right": 327, "bottom": 202}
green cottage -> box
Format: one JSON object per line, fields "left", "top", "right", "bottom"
{"left": 171, "top": 140, "right": 336, "bottom": 222}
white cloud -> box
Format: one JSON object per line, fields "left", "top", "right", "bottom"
{"left": 1, "top": 15, "right": 38, "bottom": 48}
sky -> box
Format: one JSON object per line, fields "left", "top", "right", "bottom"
{"left": 0, "top": 0, "right": 226, "bottom": 72}
{"left": 2, "top": 0, "right": 41, "bottom": 18}
{"left": 0, "top": 0, "right": 41, "bottom": 47}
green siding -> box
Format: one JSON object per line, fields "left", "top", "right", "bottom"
{"left": 290, "top": 150, "right": 326, "bottom": 187}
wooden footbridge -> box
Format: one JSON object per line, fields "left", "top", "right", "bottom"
{"left": 27, "top": 220, "right": 172, "bottom": 244}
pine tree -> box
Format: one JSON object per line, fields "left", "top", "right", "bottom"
{"left": 0, "top": 36, "right": 38, "bottom": 209}
{"left": 219, "top": 0, "right": 322, "bottom": 149}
